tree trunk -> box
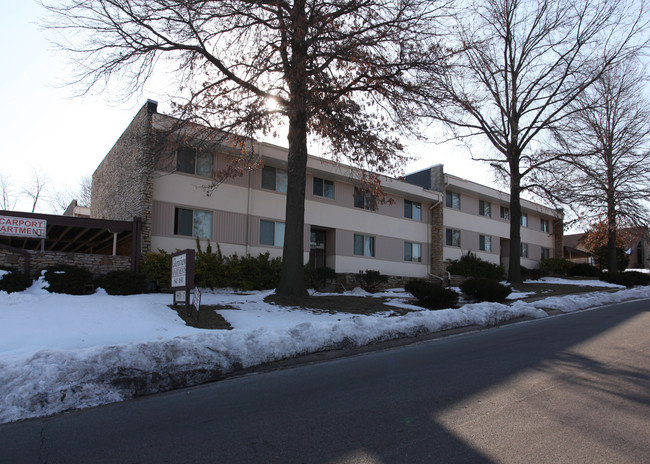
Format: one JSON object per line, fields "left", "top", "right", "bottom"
{"left": 508, "top": 154, "right": 523, "bottom": 283}
{"left": 276, "top": 1, "right": 309, "bottom": 297}
{"left": 607, "top": 196, "right": 618, "bottom": 273}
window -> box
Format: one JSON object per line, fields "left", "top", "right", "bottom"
{"left": 521, "top": 213, "right": 528, "bottom": 227}
{"left": 354, "top": 187, "right": 375, "bottom": 210}
{"left": 404, "top": 200, "right": 422, "bottom": 221}
{"left": 260, "top": 220, "right": 285, "bottom": 246}
{"left": 541, "top": 219, "right": 550, "bottom": 232}
{"left": 404, "top": 242, "right": 422, "bottom": 262}
{"left": 479, "top": 235, "right": 492, "bottom": 252}
{"left": 541, "top": 247, "right": 550, "bottom": 260}
{"left": 313, "top": 177, "right": 334, "bottom": 199}
{"left": 174, "top": 207, "right": 212, "bottom": 238}
{"left": 262, "top": 166, "right": 288, "bottom": 193}
{"left": 176, "top": 148, "right": 214, "bottom": 177}
{"left": 446, "top": 228, "right": 461, "bottom": 247}
{"left": 520, "top": 243, "right": 529, "bottom": 258}
{"left": 500, "top": 206, "right": 510, "bottom": 220}
{"left": 479, "top": 200, "right": 491, "bottom": 217}
{"left": 446, "top": 191, "right": 460, "bottom": 210}
{"left": 354, "top": 234, "right": 375, "bottom": 257}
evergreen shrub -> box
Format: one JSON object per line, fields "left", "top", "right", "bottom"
{"left": 568, "top": 262, "right": 601, "bottom": 277}
{"left": 356, "top": 270, "right": 388, "bottom": 293}
{"left": 460, "top": 277, "right": 511, "bottom": 302}
{"left": 446, "top": 252, "right": 505, "bottom": 280}
{"left": 539, "top": 258, "right": 574, "bottom": 276}
{"left": 601, "top": 271, "right": 650, "bottom": 287}
{"left": 0, "top": 267, "right": 32, "bottom": 293}
{"left": 405, "top": 279, "right": 459, "bottom": 310}
{"left": 44, "top": 265, "right": 94, "bottom": 295}
{"left": 98, "top": 270, "right": 148, "bottom": 295}
{"left": 141, "top": 250, "right": 172, "bottom": 291}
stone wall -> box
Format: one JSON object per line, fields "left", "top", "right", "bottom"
{"left": 430, "top": 201, "right": 445, "bottom": 275}
{"left": 553, "top": 215, "right": 564, "bottom": 259}
{"left": 91, "top": 101, "right": 157, "bottom": 254}
{"left": 0, "top": 248, "right": 131, "bottom": 278}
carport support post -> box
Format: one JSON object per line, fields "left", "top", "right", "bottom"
{"left": 112, "top": 232, "right": 117, "bottom": 256}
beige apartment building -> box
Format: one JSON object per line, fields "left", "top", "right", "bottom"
{"left": 91, "top": 101, "right": 563, "bottom": 280}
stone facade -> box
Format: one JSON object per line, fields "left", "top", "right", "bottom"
{"left": 0, "top": 248, "right": 131, "bottom": 278}
{"left": 91, "top": 101, "right": 157, "bottom": 254}
{"left": 430, "top": 201, "right": 445, "bottom": 275}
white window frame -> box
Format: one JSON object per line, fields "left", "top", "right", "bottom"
{"left": 404, "top": 242, "right": 422, "bottom": 262}
{"left": 262, "top": 166, "right": 288, "bottom": 193}
{"left": 260, "top": 220, "right": 285, "bottom": 247}
{"left": 446, "top": 228, "right": 461, "bottom": 247}
{"left": 479, "top": 235, "right": 492, "bottom": 252}
{"left": 479, "top": 200, "right": 491, "bottom": 217}
{"left": 354, "top": 234, "right": 375, "bottom": 257}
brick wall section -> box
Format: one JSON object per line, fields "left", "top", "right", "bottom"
{"left": 0, "top": 248, "right": 131, "bottom": 278}
{"left": 553, "top": 215, "right": 564, "bottom": 259}
{"left": 430, "top": 201, "right": 445, "bottom": 275}
{"left": 91, "top": 101, "right": 156, "bottom": 254}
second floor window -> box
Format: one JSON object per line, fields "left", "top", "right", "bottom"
{"left": 404, "top": 200, "right": 422, "bottom": 221}
{"left": 354, "top": 187, "right": 375, "bottom": 211}
{"left": 446, "top": 191, "right": 460, "bottom": 210}
{"left": 262, "top": 166, "right": 288, "bottom": 193}
{"left": 500, "top": 206, "right": 510, "bottom": 220}
{"left": 479, "top": 200, "right": 491, "bottom": 217}
{"left": 176, "top": 147, "right": 213, "bottom": 177}
{"left": 313, "top": 177, "right": 334, "bottom": 199}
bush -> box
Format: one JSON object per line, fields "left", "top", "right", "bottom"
{"left": 0, "top": 267, "right": 32, "bottom": 293}
{"left": 195, "top": 240, "right": 225, "bottom": 289}
{"left": 601, "top": 271, "right": 650, "bottom": 287}
{"left": 305, "top": 266, "right": 337, "bottom": 290}
{"left": 98, "top": 270, "right": 148, "bottom": 295}
{"left": 43, "top": 265, "right": 94, "bottom": 295}
{"left": 520, "top": 266, "right": 546, "bottom": 281}
{"left": 460, "top": 277, "right": 511, "bottom": 302}
{"left": 141, "top": 250, "right": 172, "bottom": 291}
{"left": 446, "top": 252, "right": 505, "bottom": 280}
{"left": 222, "top": 252, "right": 282, "bottom": 290}
{"left": 568, "top": 262, "right": 601, "bottom": 277}
{"left": 356, "top": 270, "right": 388, "bottom": 293}
{"left": 405, "top": 279, "right": 459, "bottom": 310}
{"left": 539, "top": 258, "right": 574, "bottom": 276}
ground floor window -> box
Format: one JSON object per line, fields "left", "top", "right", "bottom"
{"left": 541, "top": 247, "right": 550, "bottom": 260}
{"left": 174, "top": 207, "right": 212, "bottom": 238}
{"left": 446, "top": 228, "right": 461, "bottom": 247}
{"left": 520, "top": 242, "right": 529, "bottom": 258}
{"left": 479, "top": 235, "right": 492, "bottom": 252}
{"left": 404, "top": 242, "right": 422, "bottom": 262}
{"left": 354, "top": 234, "right": 375, "bottom": 257}
{"left": 260, "top": 220, "right": 285, "bottom": 247}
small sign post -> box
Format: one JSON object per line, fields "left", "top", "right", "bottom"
{"left": 171, "top": 249, "right": 195, "bottom": 315}
{"left": 192, "top": 286, "right": 201, "bottom": 323}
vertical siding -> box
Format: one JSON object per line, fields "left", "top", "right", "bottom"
{"left": 213, "top": 210, "right": 248, "bottom": 245}
{"left": 152, "top": 201, "right": 174, "bottom": 236}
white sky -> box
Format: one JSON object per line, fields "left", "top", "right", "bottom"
{"left": 1, "top": 2, "right": 496, "bottom": 214}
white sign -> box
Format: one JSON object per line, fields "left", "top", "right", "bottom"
{"left": 193, "top": 287, "right": 201, "bottom": 311}
{"left": 171, "top": 254, "right": 187, "bottom": 288}
{"left": 175, "top": 290, "right": 186, "bottom": 302}
{"left": 0, "top": 215, "right": 47, "bottom": 238}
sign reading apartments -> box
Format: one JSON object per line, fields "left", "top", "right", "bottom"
{"left": 0, "top": 215, "right": 47, "bottom": 238}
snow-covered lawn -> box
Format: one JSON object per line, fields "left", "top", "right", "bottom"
{"left": 1, "top": 275, "right": 649, "bottom": 424}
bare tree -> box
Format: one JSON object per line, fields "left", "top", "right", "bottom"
{"left": 22, "top": 167, "right": 48, "bottom": 213}
{"left": 49, "top": 175, "right": 93, "bottom": 214}
{"left": 0, "top": 173, "right": 16, "bottom": 211}
{"left": 43, "top": 0, "right": 451, "bottom": 296}
{"left": 535, "top": 61, "right": 650, "bottom": 272}
{"left": 427, "top": 0, "right": 647, "bottom": 282}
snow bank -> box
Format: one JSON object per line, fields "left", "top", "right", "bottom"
{"left": 1, "top": 279, "right": 648, "bottom": 424}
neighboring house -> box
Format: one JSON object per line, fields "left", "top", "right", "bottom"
{"left": 91, "top": 101, "right": 564, "bottom": 280}
{"left": 564, "top": 228, "right": 650, "bottom": 269}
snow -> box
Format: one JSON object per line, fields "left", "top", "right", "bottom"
{"left": 1, "top": 275, "right": 650, "bottom": 424}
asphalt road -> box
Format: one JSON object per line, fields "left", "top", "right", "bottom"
{"left": 2, "top": 298, "right": 649, "bottom": 463}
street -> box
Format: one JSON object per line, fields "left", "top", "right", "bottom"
{"left": 2, "top": 298, "right": 649, "bottom": 463}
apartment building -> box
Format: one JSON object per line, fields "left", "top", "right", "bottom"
{"left": 91, "top": 101, "right": 563, "bottom": 279}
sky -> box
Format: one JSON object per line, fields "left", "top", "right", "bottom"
{"left": 0, "top": 2, "right": 496, "bottom": 214}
